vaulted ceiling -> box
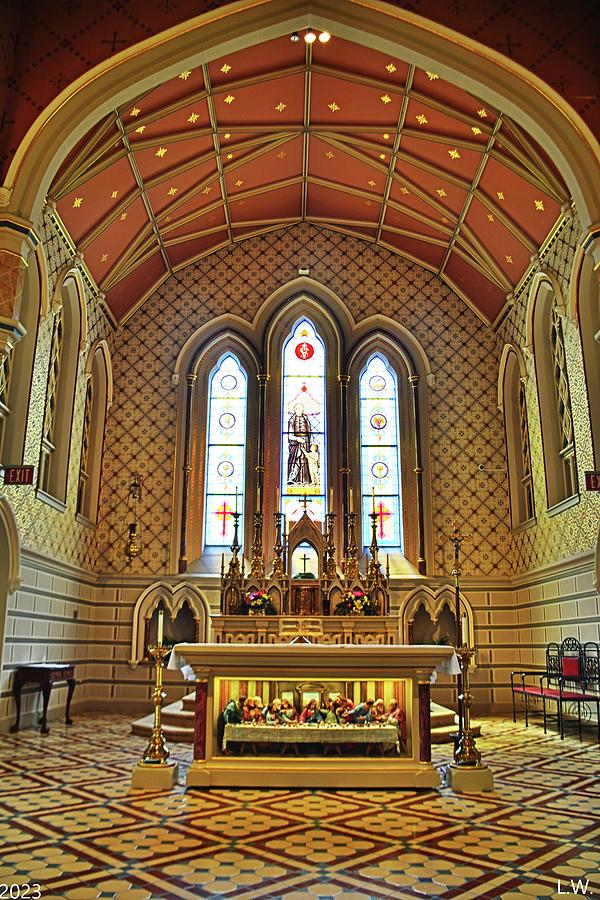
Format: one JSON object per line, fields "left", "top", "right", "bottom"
{"left": 50, "top": 33, "right": 569, "bottom": 323}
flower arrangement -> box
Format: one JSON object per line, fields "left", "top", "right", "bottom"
{"left": 334, "top": 588, "right": 378, "bottom": 616}
{"left": 241, "top": 588, "right": 277, "bottom": 616}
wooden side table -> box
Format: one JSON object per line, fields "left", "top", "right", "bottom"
{"left": 9, "top": 664, "right": 76, "bottom": 734}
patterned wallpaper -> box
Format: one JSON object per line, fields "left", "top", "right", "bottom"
{"left": 95, "top": 223, "right": 512, "bottom": 578}
{"left": 0, "top": 212, "right": 114, "bottom": 570}
{"left": 497, "top": 213, "right": 600, "bottom": 574}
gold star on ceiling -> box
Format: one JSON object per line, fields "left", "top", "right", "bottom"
{"left": 120, "top": 212, "right": 128, "bottom": 221}
{"left": 111, "top": 190, "right": 119, "bottom": 199}
{"left": 505, "top": 255, "right": 513, "bottom": 264}
{"left": 224, "top": 94, "right": 235, "bottom": 105}
{"left": 165, "top": 215, "right": 171, "bottom": 222}
{"left": 328, "top": 102, "right": 340, "bottom": 112}
{"left": 101, "top": 253, "right": 108, "bottom": 262}
{"left": 436, "top": 188, "right": 447, "bottom": 197}
{"left": 202, "top": 187, "right": 211, "bottom": 195}
{"left": 448, "top": 149, "right": 461, "bottom": 159}
{"left": 325, "top": 151, "right": 334, "bottom": 159}
{"left": 379, "top": 153, "right": 386, "bottom": 160}
{"left": 400, "top": 186, "right": 409, "bottom": 195}
{"left": 497, "top": 191, "right": 505, "bottom": 200}
{"left": 477, "top": 109, "right": 488, "bottom": 118}
{"left": 130, "top": 107, "right": 141, "bottom": 117}
{"left": 441, "top": 216, "right": 449, "bottom": 223}
{"left": 156, "top": 147, "right": 167, "bottom": 158}
{"left": 471, "top": 126, "right": 482, "bottom": 135}
{"left": 220, "top": 63, "right": 232, "bottom": 74}
{"left": 235, "top": 179, "right": 244, "bottom": 187}
{"left": 487, "top": 214, "right": 494, "bottom": 222}
{"left": 188, "top": 113, "right": 200, "bottom": 124}
{"left": 416, "top": 114, "right": 428, "bottom": 125}
{"left": 365, "top": 200, "right": 372, "bottom": 206}
{"left": 383, "top": 133, "right": 390, "bottom": 140}
{"left": 223, "top": 133, "right": 231, "bottom": 139}
{"left": 167, "top": 187, "right": 178, "bottom": 196}
{"left": 276, "top": 151, "right": 287, "bottom": 160}
{"left": 367, "top": 179, "right": 376, "bottom": 187}
{"left": 534, "top": 199, "right": 545, "bottom": 211}
{"left": 73, "top": 197, "right": 83, "bottom": 208}
{"left": 179, "top": 70, "right": 191, "bottom": 80}
{"left": 226, "top": 153, "right": 233, "bottom": 160}
{"left": 386, "top": 63, "right": 397, "bottom": 74}
{"left": 426, "top": 71, "right": 439, "bottom": 80}
{"left": 380, "top": 94, "right": 392, "bottom": 105}
{"left": 275, "top": 102, "right": 287, "bottom": 112}
{"left": 135, "top": 125, "right": 145, "bottom": 134}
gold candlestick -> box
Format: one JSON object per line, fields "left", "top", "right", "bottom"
{"left": 345, "top": 512, "right": 360, "bottom": 580}
{"left": 325, "top": 511, "right": 337, "bottom": 578}
{"left": 142, "top": 643, "right": 171, "bottom": 763}
{"left": 270, "top": 511, "right": 286, "bottom": 578}
{"left": 453, "top": 643, "right": 481, "bottom": 767}
{"left": 250, "top": 511, "right": 264, "bottom": 578}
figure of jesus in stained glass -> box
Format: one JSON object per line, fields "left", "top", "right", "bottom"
{"left": 281, "top": 318, "right": 326, "bottom": 521}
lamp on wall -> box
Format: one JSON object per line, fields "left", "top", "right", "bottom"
{"left": 125, "top": 472, "right": 142, "bottom": 561}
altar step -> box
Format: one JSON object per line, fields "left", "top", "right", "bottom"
{"left": 131, "top": 695, "right": 479, "bottom": 744}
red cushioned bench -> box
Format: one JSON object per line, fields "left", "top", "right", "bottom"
{"left": 512, "top": 639, "right": 599, "bottom": 741}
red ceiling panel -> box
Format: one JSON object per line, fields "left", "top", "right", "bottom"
{"left": 310, "top": 73, "right": 401, "bottom": 126}
{"left": 161, "top": 207, "right": 227, "bottom": 241}
{"left": 127, "top": 99, "right": 212, "bottom": 142}
{"left": 159, "top": 181, "right": 223, "bottom": 225}
{"left": 106, "top": 251, "right": 169, "bottom": 321}
{"left": 411, "top": 69, "right": 499, "bottom": 125}
{"left": 311, "top": 36, "right": 409, "bottom": 87}
{"left": 121, "top": 70, "right": 205, "bottom": 120}
{"left": 464, "top": 195, "right": 535, "bottom": 278}
{"left": 167, "top": 231, "right": 230, "bottom": 269}
{"left": 388, "top": 178, "right": 454, "bottom": 224}
{"left": 146, "top": 159, "right": 218, "bottom": 216}
{"left": 308, "top": 136, "right": 386, "bottom": 195}
{"left": 405, "top": 98, "right": 490, "bottom": 145}
{"left": 380, "top": 231, "right": 446, "bottom": 269}
{"left": 213, "top": 74, "right": 305, "bottom": 126}
{"left": 383, "top": 208, "right": 449, "bottom": 241}
{"left": 57, "top": 155, "right": 137, "bottom": 238}
{"left": 307, "top": 183, "right": 381, "bottom": 224}
{"left": 223, "top": 138, "right": 303, "bottom": 194}
{"left": 209, "top": 37, "right": 305, "bottom": 88}
{"left": 132, "top": 135, "right": 214, "bottom": 181}
{"left": 400, "top": 135, "right": 483, "bottom": 182}
{"left": 394, "top": 158, "right": 466, "bottom": 215}
{"left": 83, "top": 195, "right": 150, "bottom": 282}
{"left": 228, "top": 184, "right": 302, "bottom": 224}
{"left": 478, "top": 156, "right": 562, "bottom": 243}
{"left": 444, "top": 252, "right": 507, "bottom": 322}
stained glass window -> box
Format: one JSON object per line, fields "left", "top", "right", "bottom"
{"left": 359, "top": 355, "right": 402, "bottom": 547}
{"left": 281, "top": 319, "right": 326, "bottom": 523}
{"left": 204, "top": 354, "right": 247, "bottom": 547}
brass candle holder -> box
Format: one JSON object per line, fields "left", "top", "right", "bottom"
{"left": 345, "top": 512, "right": 360, "bottom": 580}
{"left": 250, "top": 511, "right": 265, "bottom": 579}
{"left": 131, "top": 637, "right": 179, "bottom": 789}
{"left": 270, "top": 511, "right": 286, "bottom": 578}
{"left": 452, "top": 643, "right": 481, "bottom": 767}
{"left": 325, "top": 511, "right": 337, "bottom": 578}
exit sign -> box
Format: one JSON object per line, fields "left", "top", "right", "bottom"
{"left": 584, "top": 471, "right": 600, "bottom": 491}
{"left": 3, "top": 466, "right": 35, "bottom": 485}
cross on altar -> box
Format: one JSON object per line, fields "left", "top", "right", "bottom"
{"left": 300, "top": 552, "right": 311, "bottom": 574}
{"left": 300, "top": 494, "right": 310, "bottom": 510}
{"left": 376, "top": 501, "right": 392, "bottom": 539}
{"left": 214, "top": 502, "right": 233, "bottom": 536}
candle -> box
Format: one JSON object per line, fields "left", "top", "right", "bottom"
{"left": 329, "top": 487, "right": 334, "bottom": 512}
{"left": 276, "top": 487, "right": 280, "bottom": 510}
{"left": 235, "top": 487, "right": 238, "bottom": 513}
{"left": 349, "top": 486, "right": 353, "bottom": 513}
{"left": 256, "top": 483, "right": 261, "bottom": 511}
{"left": 461, "top": 613, "right": 468, "bottom": 644}
{"left": 157, "top": 609, "right": 164, "bottom": 646}
{"left": 371, "top": 486, "right": 376, "bottom": 513}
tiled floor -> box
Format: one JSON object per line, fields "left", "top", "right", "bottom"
{"left": 0, "top": 715, "right": 599, "bottom": 899}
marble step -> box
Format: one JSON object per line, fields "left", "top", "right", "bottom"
{"left": 131, "top": 695, "right": 478, "bottom": 744}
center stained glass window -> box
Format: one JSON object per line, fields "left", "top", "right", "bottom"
{"left": 359, "top": 355, "right": 402, "bottom": 547}
{"left": 281, "top": 319, "right": 326, "bottom": 523}
{"left": 204, "top": 353, "right": 247, "bottom": 547}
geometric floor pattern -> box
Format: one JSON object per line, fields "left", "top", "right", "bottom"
{"left": 1, "top": 715, "right": 599, "bottom": 899}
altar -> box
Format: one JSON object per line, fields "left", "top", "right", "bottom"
{"left": 171, "top": 641, "right": 459, "bottom": 789}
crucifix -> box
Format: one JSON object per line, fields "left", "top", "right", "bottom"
{"left": 300, "top": 494, "right": 310, "bottom": 510}
{"left": 214, "top": 502, "right": 233, "bottom": 537}
{"left": 376, "top": 501, "right": 392, "bottom": 539}
{"left": 300, "top": 552, "right": 311, "bottom": 575}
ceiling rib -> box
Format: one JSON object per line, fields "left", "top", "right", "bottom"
{"left": 376, "top": 64, "right": 414, "bottom": 244}
{"left": 203, "top": 63, "right": 233, "bottom": 248}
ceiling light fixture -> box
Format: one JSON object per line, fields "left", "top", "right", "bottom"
{"left": 318, "top": 31, "right": 331, "bottom": 43}
{"left": 290, "top": 31, "right": 300, "bottom": 42}
{"left": 304, "top": 27, "right": 317, "bottom": 44}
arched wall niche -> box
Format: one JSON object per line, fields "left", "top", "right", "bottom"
{"left": 574, "top": 253, "right": 600, "bottom": 467}
{"left": 399, "top": 585, "right": 475, "bottom": 652}
{"left": 5, "top": 0, "right": 599, "bottom": 244}
{"left": 129, "top": 582, "right": 210, "bottom": 667}
{"left": 0, "top": 251, "right": 42, "bottom": 465}
{"left": 498, "top": 344, "right": 534, "bottom": 529}
{"left": 77, "top": 339, "right": 113, "bottom": 523}
{"left": 528, "top": 272, "right": 578, "bottom": 510}
{"left": 38, "top": 271, "right": 86, "bottom": 503}
{"left": 347, "top": 332, "right": 433, "bottom": 572}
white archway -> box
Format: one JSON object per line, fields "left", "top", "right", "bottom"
{"left": 129, "top": 581, "right": 210, "bottom": 667}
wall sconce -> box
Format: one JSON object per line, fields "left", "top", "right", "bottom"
{"left": 125, "top": 472, "right": 142, "bottom": 561}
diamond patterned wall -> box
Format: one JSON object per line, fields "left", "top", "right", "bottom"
{"left": 497, "top": 212, "right": 600, "bottom": 573}
{"left": 96, "top": 223, "right": 512, "bottom": 578}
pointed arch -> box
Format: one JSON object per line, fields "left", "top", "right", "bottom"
{"left": 77, "top": 339, "right": 112, "bottom": 523}
{"left": 0, "top": 497, "right": 21, "bottom": 683}
{"left": 499, "top": 344, "right": 535, "bottom": 528}
{"left": 129, "top": 582, "right": 210, "bottom": 667}
{"left": 575, "top": 253, "right": 600, "bottom": 466}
